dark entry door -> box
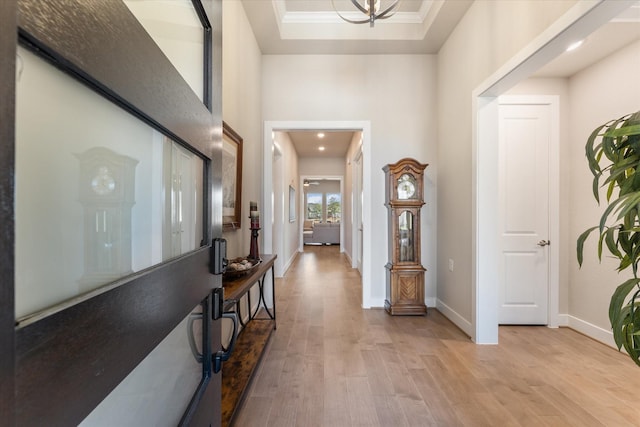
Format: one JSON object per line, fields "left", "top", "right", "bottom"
{"left": 4, "top": 0, "right": 223, "bottom": 425}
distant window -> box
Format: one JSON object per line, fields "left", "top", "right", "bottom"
{"left": 327, "top": 193, "right": 341, "bottom": 222}
{"left": 306, "top": 193, "right": 322, "bottom": 220}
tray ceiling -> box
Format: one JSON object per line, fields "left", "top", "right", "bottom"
{"left": 240, "top": 0, "right": 473, "bottom": 54}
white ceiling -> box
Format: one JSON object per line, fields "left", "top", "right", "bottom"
{"left": 534, "top": 19, "right": 640, "bottom": 78}
{"left": 286, "top": 130, "right": 355, "bottom": 158}
{"left": 250, "top": 1, "right": 640, "bottom": 156}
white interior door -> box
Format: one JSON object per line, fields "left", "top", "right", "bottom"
{"left": 498, "top": 100, "right": 552, "bottom": 325}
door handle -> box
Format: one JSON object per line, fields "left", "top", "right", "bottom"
{"left": 213, "top": 311, "right": 238, "bottom": 373}
{"left": 188, "top": 309, "right": 238, "bottom": 373}
{"left": 537, "top": 240, "right": 550, "bottom": 247}
{"left": 187, "top": 311, "right": 204, "bottom": 363}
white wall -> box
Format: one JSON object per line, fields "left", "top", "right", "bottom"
{"left": 220, "top": 0, "right": 265, "bottom": 352}
{"left": 222, "top": 0, "right": 262, "bottom": 258}
{"left": 299, "top": 157, "right": 345, "bottom": 176}
{"left": 262, "top": 54, "right": 438, "bottom": 307}
{"left": 436, "top": 0, "right": 579, "bottom": 332}
{"left": 568, "top": 40, "right": 640, "bottom": 333}
{"left": 273, "top": 131, "right": 300, "bottom": 271}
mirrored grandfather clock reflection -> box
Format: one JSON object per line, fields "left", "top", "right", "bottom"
{"left": 76, "top": 147, "right": 138, "bottom": 291}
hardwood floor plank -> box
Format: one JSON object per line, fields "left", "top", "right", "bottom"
{"left": 232, "top": 396, "right": 272, "bottom": 427}
{"left": 346, "top": 376, "right": 381, "bottom": 427}
{"left": 265, "top": 394, "right": 297, "bottom": 427}
{"left": 233, "top": 245, "right": 640, "bottom": 427}
{"left": 249, "top": 349, "right": 286, "bottom": 398}
{"left": 533, "top": 384, "right": 604, "bottom": 427}
{"left": 301, "top": 355, "right": 324, "bottom": 397}
{"left": 396, "top": 395, "right": 437, "bottom": 426}
{"left": 360, "top": 348, "right": 395, "bottom": 395}
{"left": 372, "top": 395, "right": 409, "bottom": 427}
{"left": 323, "top": 375, "right": 351, "bottom": 426}
{"left": 278, "top": 353, "right": 305, "bottom": 399}
{"left": 377, "top": 344, "right": 422, "bottom": 399}
{"left": 409, "top": 368, "right": 462, "bottom": 426}
{"left": 294, "top": 394, "right": 323, "bottom": 427}
{"left": 468, "top": 392, "right": 521, "bottom": 427}
{"left": 305, "top": 325, "right": 324, "bottom": 356}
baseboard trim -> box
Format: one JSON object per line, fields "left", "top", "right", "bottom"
{"left": 281, "top": 251, "right": 298, "bottom": 277}
{"left": 563, "top": 314, "right": 616, "bottom": 349}
{"left": 557, "top": 313, "right": 569, "bottom": 327}
{"left": 366, "top": 297, "right": 385, "bottom": 309}
{"left": 343, "top": 250, "right": 353, "bottom": 267}
{"left": 436, "top": 299, "right": 473, "bottom": 337}
{"left": 425, "top": 297, "right": 436, "bottom": 308}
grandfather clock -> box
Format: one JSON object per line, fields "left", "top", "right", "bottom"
{"left": 383, "top": 158, "right": 428, "bottom": 315}
{"left": 77, "top": 147, "right": 138, "bottom": 291}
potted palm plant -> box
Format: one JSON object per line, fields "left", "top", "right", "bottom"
{"left": 578, "top": 110, "right": 640, "bottom": 366}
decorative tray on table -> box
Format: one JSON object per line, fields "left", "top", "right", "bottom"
{"left": 223, "top": 257, "right": 261, "bottom": 279}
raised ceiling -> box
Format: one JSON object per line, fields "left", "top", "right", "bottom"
{"left": 241, "top": 0, "right": 474, "bottom": 54}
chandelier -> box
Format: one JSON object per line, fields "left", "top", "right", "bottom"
{"left": 331, "top": 0, "right": 401, "bottom": 27}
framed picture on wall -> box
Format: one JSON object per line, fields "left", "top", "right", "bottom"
{"left": 222, "top": 121, "right": 243, "bottom": 229}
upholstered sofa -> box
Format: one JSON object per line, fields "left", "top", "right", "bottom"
{"left": 303, "top": 222, "right": 340, "bottom": 244}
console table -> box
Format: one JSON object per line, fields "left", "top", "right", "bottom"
{"left": 221, "top": 254, "right": 276, "bottom": 427}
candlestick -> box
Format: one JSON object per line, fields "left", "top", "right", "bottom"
{"left": 249, "top": 206, "right": 260, "bottom": 260}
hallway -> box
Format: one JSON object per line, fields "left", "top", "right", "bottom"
{"left": 233, "top": 245, "right": 640, "bottom": 426}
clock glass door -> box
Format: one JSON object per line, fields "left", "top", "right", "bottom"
{"left": 398, "top": 210, "right": 415, "bottom": 262}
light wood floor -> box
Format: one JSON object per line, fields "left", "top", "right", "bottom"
{"left": 233, "top": 245, "right": 640, "bottom": 426}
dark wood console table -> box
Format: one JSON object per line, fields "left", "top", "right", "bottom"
{"left": 221, "top": 254, "right": 276, "bottom": 427}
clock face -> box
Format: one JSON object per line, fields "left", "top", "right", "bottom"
{"left": 91, "top": 166, "right": 116, "bottom": 195}
{"left": 397, "top": 174, "right": 416, "bottom": 200}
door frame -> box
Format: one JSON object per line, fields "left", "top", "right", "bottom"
{"left": 263, "top": 121, "right": 374, "bottom": 307}
{"left": 272, "top": 140, "right": 285, "bottom": 276}
{"left": 9, "top": 1, "right": 223, "bottom": 425}
{"left": 352, "top": 145, "right": 363, "bottom": 272}
{"left": 498, "top": 95, "right": 559, "bottom": 326}
{"left": 472, "top": 0, "right": 634, "bottom": 344}
{"left": 0, "top": 1, "right": 17, "bottom": 424}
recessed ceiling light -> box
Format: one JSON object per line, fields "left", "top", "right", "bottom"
{"left": 566, "top": 40, "right": 584, "bottom": 52}
{"left": 317, "top": 132, "right": 325, "bottom": 138}
{"left": 318, "top": 146, "right": 325, "bottom": 151}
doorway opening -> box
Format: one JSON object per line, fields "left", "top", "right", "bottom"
{"left": 263, "top": 120, "right": 375, "bottom": 308}
{"left": 300, "top": 175, "right": 344, "bottom": 250}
